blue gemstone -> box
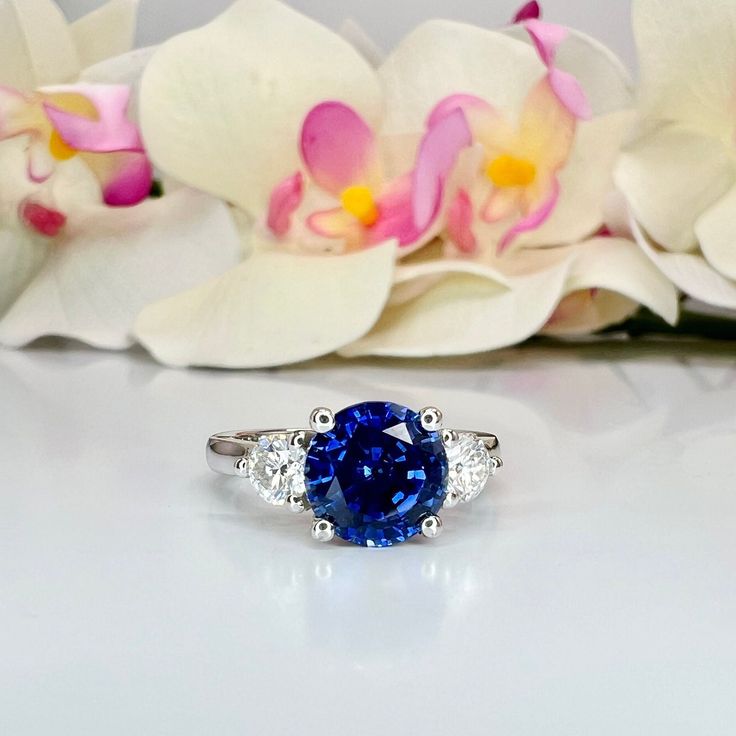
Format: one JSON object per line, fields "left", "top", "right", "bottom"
{"left": 304, "top": 402, "right": 448, "bottom": 547}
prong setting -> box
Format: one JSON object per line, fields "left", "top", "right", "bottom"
{"left": 421, "top": 515, "right": 443, "bottom": 539}
{"left": 312, "top": 518, "right": 335, "bottom": 543}
{"left": 310, "top": 407, "right": 335, "bottom": 434}
{"left": 420, "top": 407, "right": 443, "bottom": 432}
{"left": 234, "top": 456, "right": 249, "bottom": 477}
{"left": 288, "top": 494, "right": 308, "bottom": 514}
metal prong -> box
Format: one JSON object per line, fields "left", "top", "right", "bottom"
{"left": 310, "top": 407, "right": 335, "bottom": 434}
{"left": 312, "top": 519, "right": 335, "bottom": 543}
{"left": 290, "top": 430, "right": 308, "bottom": 449}
{"left": 420, "top": 407, "right": 443, "bottom": 432}
{"left": 288, "top": 495, "right": 308, "bottom": 514}
{"left": 443, "top": 492, "right": 460, "bottom": 510}
{"left": 442, "top": 429, "right": 459, "bottom": 445}
{"left": 234, "top": 456, "right": 249, "bottom": 477}
{"left": 421, "top": 515, "right": 443, "bottom": 539}
{"left": 490, "top": 456, "right": 503, "bottom": 472}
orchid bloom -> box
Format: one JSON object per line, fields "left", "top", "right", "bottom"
{"left": 267, "top": 100, "right": 470, "bottom": 251}
{"left": 0, "top": 0, "right": 242, "bottom": 351}
{"left": 615, "top": 0, "right": 736, "bottom": 310}
{"left": 416, "top": 20, "right": 591, "bottom": 255}
{"left": 0, "top": 83, "right": 153, "bottom": 218}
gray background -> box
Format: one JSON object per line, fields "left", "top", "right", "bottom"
{"left": 58, "top": 0, "right": 637, "bottom": 68}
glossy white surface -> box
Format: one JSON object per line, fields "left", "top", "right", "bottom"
{"left": 1, "top": 343, "right": 734, "bottom": 735}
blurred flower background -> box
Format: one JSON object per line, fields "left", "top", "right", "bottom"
{"left": 0, "top": 0, "right": 733, "bottom": 368}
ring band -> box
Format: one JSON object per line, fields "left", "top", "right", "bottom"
{"left": 207, "top": 401, "right": 502, "bottom": 548}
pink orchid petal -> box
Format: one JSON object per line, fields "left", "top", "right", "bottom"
{"left": 523, "top": 21, "right": 592, "bottom": 120}
{"left": 524, "top": 19, "right": 568, "bottom": 68}
{"left": 307, "top": 206, "right": 364, "bottom": 247}
{"left": 497, "top": 177, "right": 560, "bottom": 254}
{"left": 267, "top": 171, "right": 304, "bottom": 237}
{"left": 81, "top": 150, "right": 153, "bottom": 206}
{"left": 447, "top": 189, "right": 477, "bottom": 254}
{"left": 42, "top": 84, "right": 144, "bottom": 153}
{"left": 426, "top": 94, "right": 493, "bottom": 130}
{"left": 412, "top": 107, "right": 473, "bottom": 231}
{"left": 19, "top": 198, "right": 66, "bottom": 237}
{"left": 513, "top": 1, "right": 541, "bottom": 23}
{"left": 370, "top": 174, "right": 422, "bottom": 247}
{"left": 548, "top": 67, "right": 592, "bottom": 120}
{"left": 300, "top": 101, "right": 379, "bottom": 196}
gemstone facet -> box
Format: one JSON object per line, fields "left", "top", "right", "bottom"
{"left": 304, "top": 402, "right": 448, "bottom": 547}
{"left": 246, "top": 434, "right": 306, "bottom": 506}
{"left": 445, "top": 432, "right": 495, "bottom": 503}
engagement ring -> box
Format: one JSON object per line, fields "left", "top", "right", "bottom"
{"left": 207, "top": 401, "right": 502, "bottom": 548}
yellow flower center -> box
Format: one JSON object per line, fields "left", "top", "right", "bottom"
{"left": 48, "top": 129, "right": 77, "bottom": 161}
{"left": 340, "top": 185, "right": 379, "bottom": 226}
{"left": 486, "top": 154, "right": 536, "bottom": 188}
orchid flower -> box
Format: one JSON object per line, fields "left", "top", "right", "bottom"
{"left": 0, "top": 83, "right": 152, "bottom": 208}
{"left": 0, "top": 0, "right": 242, "bottom": 349}
{"left": 341, "top": 13, "right": 680, "bottom": 357}
{"left": 416, "top": 20, "right": 591, "bottom": 255}
{"left": 267, "top": 100, "right": 470, "bottom": 251}
{"left": 615, "top": 0, "right": 736, "bottom": 310}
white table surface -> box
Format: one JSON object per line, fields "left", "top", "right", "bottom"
{"left": 1, "top": 341, "right": 734, "bottom": 735}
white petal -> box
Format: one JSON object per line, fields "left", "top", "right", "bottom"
{"left": 695, "top": 185, "right": 736, "bottom": 281}
{"left": 634, "top": 0, "right": 736, "bottom": 138}
{"left": 559, "top": 236, "right": 679, "bottom": 325}
{"left": 0, "top": 0, "right": 79, "bottom": 88}
{"left": 139, "top": 0, "right": 382, "bottom": 215}
{"left": 342, "top": 257, "right": 571, "bottom": 358}
{"left": 80, "top": 46, "right": 156, "bottom": 86}
{"left": 616, "top": 125, "right": 735, "bottom": 252}
{"left": 542, "top": 290, "right": 639, "bottom": 336}
{"left": 522, "top": 110, "right": 634, "bottom": 247}
{"left": 503, "top": 25, "right": 633, "bottom": 115}
{"left": 0, "top": 190, "right": 242, "bottom": 349}
{"left": 338, "top": 19, "right": 385, "bottom": 67}
{"left": 379, "top": 20, "right": 542, "bottom": 135}
{"left": 0, "top": 228, "right": 48, "bottom": 315}
{"left": 70, "top": 0, "right": 138, "bottom": 69}
{"left": 632, "top": 216, "right": 736, "bottom": 310}
{"left": 134, "top": 240, "right": 398, "bottom": 368}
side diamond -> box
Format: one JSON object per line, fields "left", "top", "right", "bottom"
{"left": 246, "top": 434, "right": 306, "bottom": 506}
{"left": 445, "top": 433, "right": 496, "bottom": 503}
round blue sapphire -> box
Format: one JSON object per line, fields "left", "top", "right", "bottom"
{"left": 304, "top": 402, "right": 448, "bottom": 547}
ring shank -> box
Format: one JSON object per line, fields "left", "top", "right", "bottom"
{"left": 207, "top": 429, "right": 501, "bottom": 477}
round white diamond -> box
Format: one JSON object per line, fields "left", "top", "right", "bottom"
{"left": 246, "top": 435, "right": 306, "bottom": 506}
{"left": 445, "top": 433, "right": 495, "bottom": 503}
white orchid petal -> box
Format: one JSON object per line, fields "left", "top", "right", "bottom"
{"left": 339, "top": 19, "right": 385, "bottom": 67}
{"left": 562, "top": 236, "right": 679, "bottom": 325}
{"left": 634, "top": 0, "right": 736, "bottom": 138}
{"left": 80, "top": 47, "right": 156, "bottom": 86}
{"left": 341, "top": 257, "right": 571, "bottom": 358}
{"left": 0, "top": 228, "right": 48, "bottom": 315}
{"left": 522, "top": 110, "right": 634, "bottom": 247}
{"left": 632, "top": 216, "right": 736, "bottom": 310}
{"left": 695, "top": 185, "right": 736, "bottom": 282}
{"left": 503, "top": 24, "right": 633, "bottom": 115}
{"left": 0, "top": 190, "right": 241, "bottom": 349}
{"left": 134, "top": 240, "right": 398, "bottom": 368}
{"left": 543, "top": 290, "right": 639, "bottom": 336}
{"left": 616, "top": 125, "right": 735, "bottom": 252}
{"left": 71, "top": 0, "right": 138, "bottom": 69}
{"left": 139, "top": 0, "right": 382, "bottom": 215}
{"left": 379, "top": 21, "right": 542, "bottom": 135}
{"left": 0, "top": 0, "right": 79, "bottom": 88}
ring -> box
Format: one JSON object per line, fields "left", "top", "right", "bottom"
{"left": 207, "top": 401, "right": 502, "bottom": 548}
